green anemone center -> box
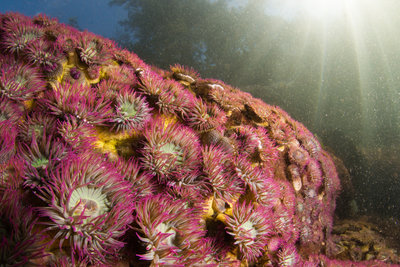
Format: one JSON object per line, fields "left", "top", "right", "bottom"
{"left": 159, "top": 143, "right": 184, "bottom": 164}
{"left": 119, "top": 100, "right": 137, "bottom": 119}
{"left": 31, "top": 157, "right": 49, "bottom": 169}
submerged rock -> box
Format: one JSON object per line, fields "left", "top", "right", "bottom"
{"left": 0, "top": 12, "right": 396, "bottom": 266}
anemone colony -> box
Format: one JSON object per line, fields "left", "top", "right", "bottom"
{"left": 0, "top": 12, "right": 394, "bottom": 266}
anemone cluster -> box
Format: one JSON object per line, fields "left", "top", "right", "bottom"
{"left": 0, "top": 12, "right": 392, "bottom": 266}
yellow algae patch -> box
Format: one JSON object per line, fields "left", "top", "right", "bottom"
{"left": 203, "top": 196, "right": 215, "bottom": 219}
{"left": 94, "top": 127, "right": 134, "bottom": 156}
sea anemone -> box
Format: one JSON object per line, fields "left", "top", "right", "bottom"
{"left": 304, "top": 158, "right": 323, "bottom": 189}
{"left": 96, "top": 79, "right": 126, "bottom": 98}
{"left": 0, "top": 12, "right": 30, "bottom": 29}
{"left": 186, "top": 98, "right": 227, "bottom": 132}
{"left": 268, "top": 109, "right": 296, "bottom": 143}
{"left": 32, "top": 13, "right": 59, "bottom": 27}
{"left": 273, "top": 205, "right": 296, "bottom": 243}
{"left": 17, "top": 111, "right": 58, "bottom": 143}
{"left": 112, "top": 48, "right": 147, "bottom": 71}
{"left": 18, "top": 131, "right": 71, "bottom": 188}
{"left": 234, "top": 156, "right": 278, "bottom": 206}
{"left": 0, "top": 95, "right": 24, "bottom": 124}
{"left": 1, "top": 20, "right": 43, "bottom": 55}
{"left": 137, "top": 68, "right": 167, "bottom": 101}
{"left": 140, "top": 117, "right": 202, "bottom": 183}
{"left": 109, "top": 87, "right": 153, "bottom": 132}
{"left": 320, "top": 151, "right": 341, "bottom": 194}
{"left": 0, "top": 156, "right": 25, "bottom": 190}
{"left": 0, "top": 189, "right": 48, "bottom": 266}
{"left": 112, "top": 157, "right": 154, "bottom": 202}
{"left": 24, "top": 38, "right": 65, "bottom": 78}
{"left": 86, "top": 64, "right": 101, "bottom": 80}
{"left": 36, "top": 154, "right": 135, "bottom": 264}
{"left": 277, "top": 243, "right": 300, "bottom": 267}
{"left": 0, "top": 121, "right": 18, "bottom": 164}
{"left": 76, "top": 32, "right": 111, "bottom": 66}
{"left": 231, "top": 125, "right": 278, "bottom": 165}
{"left": 105, "top": 64, "right": 137, "bottom": 86}
{"left": 0, "top": 56, "right": 46, "bottom": 101}
{"left": 202, "top": 145, "right": 244, "bottom": 206}
{"left": 134, "top": 194, "right": 206, "bottom": 265}
{"left": 56, "top": 115, "right": 98, "bottom": 152}
{"left": 54, "top": 32, "right": 78, "bottom": 54}
{"left": 41, "top": 81, "right": 112, "bottom": 125}
{"left": 156, "top": 79, "right": 196, "bottom": 117}
{"left": 224, "top": 200, "right": 272, "bottom": 262}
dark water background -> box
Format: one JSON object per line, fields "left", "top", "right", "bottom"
{"left": 1, "top": 0, "right": 399, "bottom": 219}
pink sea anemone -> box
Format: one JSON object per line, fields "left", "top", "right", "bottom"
{"left": 106, "top": 64, "right": 137, "bottom": 86}
{"left": 0, "top": 56, "right": 46, "bottom": 101}
{"left": 277, "top": 243, "right": 300, "bottom": 267}
{"left": 140, "top": 118, "right": 202, "bottom": 183}
{"left": 25, "top": 38, "right": 65, "bottom": 78}
{"left": 17, "top": 111, "right": 58, "bottom": 143}
{"left": 134, "top": 194, "right": 206, "bottom": 265}
{"left": 0, "top": 156, "right": 25, "bottom": 190}
{"left": 18, "top": 131, "right": 71, "bottom": 188}
{"left": 230, "top": 125, "right": 278, "bottom": 165}
{"left": 1, "top": 19, "right": 43, "bottom": 55}
{"left": 41, "top": 81, "right": 112, "bottom": 125}
{"left": 305, "top": 158, "right": 324, "bottom": 189}
{"left": 186, "top": 98, "right": 227, "bottom": 131}
{"left": 96, "top": 79, "right": 126, "bottom": 97}
{"left": 0, "top": 121, "right": 18, "bottom": 164}
{"left": 137, "top": 68, "right": 167, "bottom": 99}
{"left": 202, "top": 144, "right": 244, "bottom": 205}
{"left": 32, "top": 13, "right": 59, "bottom": 28}
{"left": 234, "top": 156, "right": 279, "bottom": 206}
{"left": 0, "top": 189, "right": 48, "bottom": 266}
{"left": 76, "top": 32, "right": 112, "bottom": 66}
{"left": 112, "top": 157, "right": 154, "bottom": 202}
{"left": 36, "top": 154, "right": 135, "bottom": 264}
{"left": 273, "top": 205, "right": 297, "bottom": 243}
{"left": 0, "top": 95, "right": 24, "bottom": 124}
{"left": 156, "top": 78, "right": 196, "bottom": 118}
{"left": 56, "top": 115, "right": 98, "bottom": 152}
{"left": 225, "top": 200, "right": 272, "bottom": 262}
{"left": 109, "top": 87, "right": 153, "bottom": 132}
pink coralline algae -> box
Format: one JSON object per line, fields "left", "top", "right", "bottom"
{"left": 0, "top": 12, "right": 397, "bottom": 266}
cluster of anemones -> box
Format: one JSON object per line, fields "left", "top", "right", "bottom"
{"left": 0, "top": 11, "right": 349, "bottom": 266}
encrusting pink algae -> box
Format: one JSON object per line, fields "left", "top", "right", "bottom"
{"left": 0, "top": 12, "right": 398, "bottom": 266}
